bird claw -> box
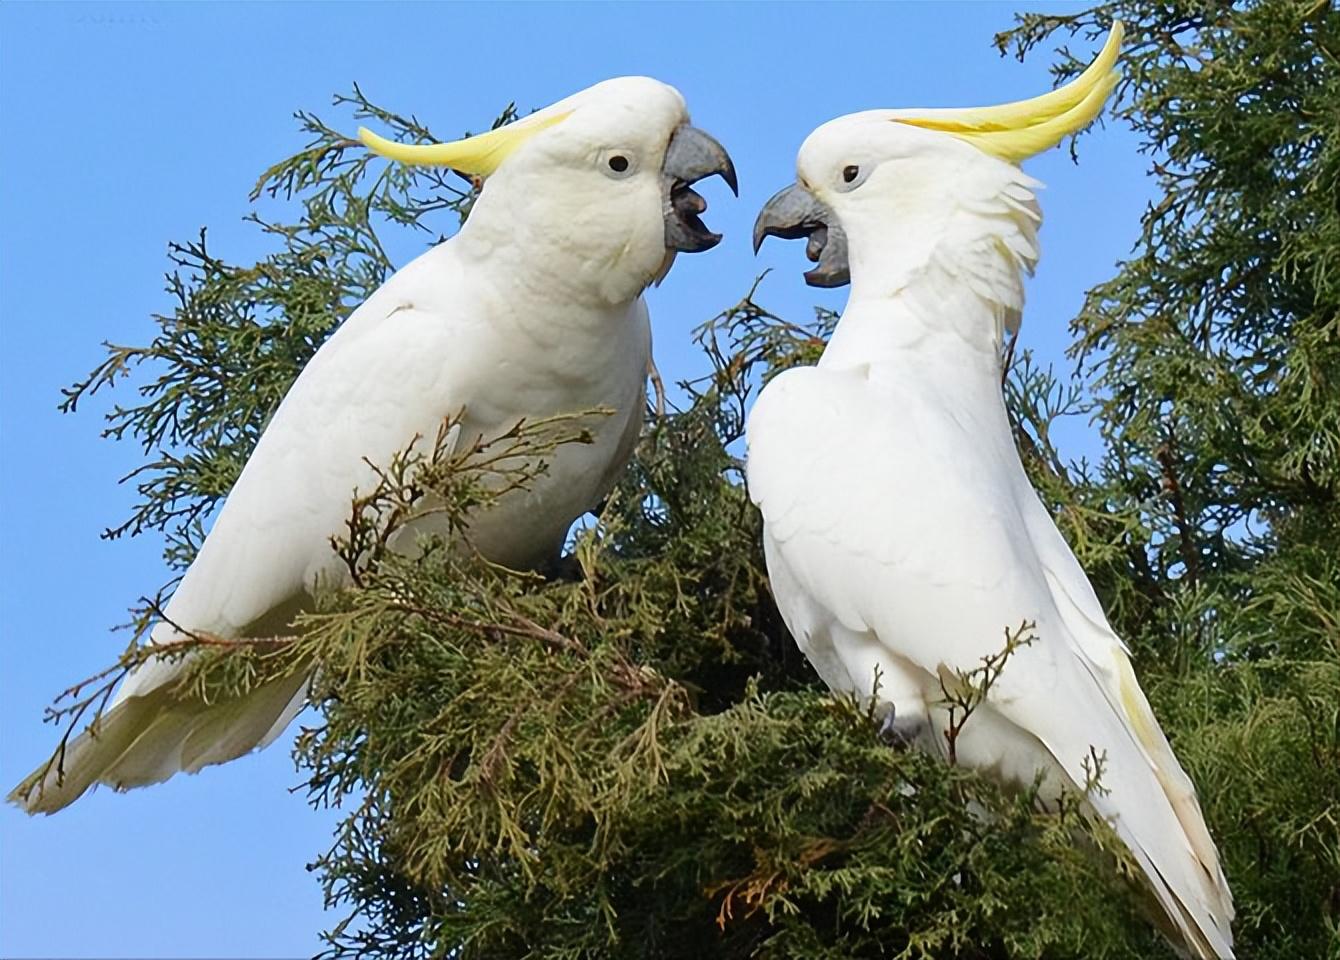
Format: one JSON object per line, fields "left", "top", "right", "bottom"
{"left": 877, "top": 708, "right": 926, "bottom": 750}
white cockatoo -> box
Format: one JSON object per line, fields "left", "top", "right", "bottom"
{"left": 749, "top": 25, "right": 1234, "bottom": 959}
{"left": 12, "top": 76, "right": 736, "bottom": 814}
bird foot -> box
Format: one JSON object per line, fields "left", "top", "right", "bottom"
{"left": 877, "top": 709, "right": 927, "bottom": 750}
{"left": 544, "top": 552, "right": 584, "bottom": 583}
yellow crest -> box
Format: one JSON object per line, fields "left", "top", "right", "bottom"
{"left": 891, "top": 22, "right": 1124, "bottom": 163}
{"left": 358, "top": 110, "right": 572, "bottom": 176}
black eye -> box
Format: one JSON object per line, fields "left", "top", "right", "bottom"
{"left": 608, "top": 155, "right": 630, "bottom": 173}
{"left": 842, "top": 164, "right": 860, "bottom": 184}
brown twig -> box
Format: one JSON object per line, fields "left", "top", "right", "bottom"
{"left": 647, "top": 354, "right": 667, "bottom": 420}
{"left": 938, "top": 620, "right": 1038, "bottom": 765}
{"left": 1155, "top": 420, "right": 1201, "bottom": 585}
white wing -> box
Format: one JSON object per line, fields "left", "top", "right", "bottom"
{"left": 747, "top": 363, "right": 1234, "bottom": 959}
{"left": 13, "top": 241, "right": 649, "bottom": 812}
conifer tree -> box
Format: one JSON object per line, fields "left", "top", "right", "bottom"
{"left": 49, "top": 2, "right": 1339, "bottom": 956}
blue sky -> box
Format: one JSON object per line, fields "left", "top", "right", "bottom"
{"left": 0, "top": 2, "right": 1152, "bottom": 956}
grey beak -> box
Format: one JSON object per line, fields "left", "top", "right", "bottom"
{"left": 753, "top": 181, "right": 850, "bottom": 288}
{"left": 663, "top": 124, "right": 738, "bottom": 253}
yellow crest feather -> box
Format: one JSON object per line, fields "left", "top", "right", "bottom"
{"left": 358, "top": 110, "right": 572, "bottom": 176}
{"left": 892, "top": 21, "right": 1124, "bottom": 163}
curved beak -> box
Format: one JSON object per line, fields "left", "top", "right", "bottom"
{"left": 753, "top": 182, "right": 849, "bottom": 288}
{"left": 662, "top": 124, "right": 738, "bottom": 253}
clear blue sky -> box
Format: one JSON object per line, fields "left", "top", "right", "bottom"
{"left": 0, "top": 2, "right": 1151, "bottom": 956}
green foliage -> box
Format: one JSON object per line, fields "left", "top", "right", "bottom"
{"left": 55, "top": 4, "right": 1340, "bottom": 957}
{"left": 239, "top": 291, "right": 1151, "bottom": 957}
{"left": 1002, "top": 2, "right": 1340, "bottom": 955}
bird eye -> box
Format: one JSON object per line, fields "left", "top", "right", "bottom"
{"left": 836, "top": 163, "right": 869, "bottom": 192}
{"left": 600, "top": 149, "right": 637, "bottom": 180}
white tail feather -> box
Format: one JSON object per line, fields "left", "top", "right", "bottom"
{"left": 1118, "top": 822, "right": 1236, "bottom": 959}
{"left": 9, "top": 655, "right": 309, "bottom": 815}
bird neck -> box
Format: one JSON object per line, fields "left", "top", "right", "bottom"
{"left": 836, "top": 259, "right": 1012, "bottom": 358}
{"left": 820, "top": 286, "right": 1014, "bottom": 431}
{"left": 450, "top": 175, "right": 662, "bottom": 310}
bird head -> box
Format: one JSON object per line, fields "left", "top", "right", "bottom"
{"left": 754, "top": 23, "right": 1123, "bottom": 294}
{"left": 361, "top": 77, "right": 737, "bottom": 305}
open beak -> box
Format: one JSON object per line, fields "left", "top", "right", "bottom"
{"left": 662, "top": 124, "right": 738, "bottom": 253}
{"left": 753, "top": 182, "right": 849, "bottom": 288}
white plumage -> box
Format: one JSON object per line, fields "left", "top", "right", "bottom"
{"left": 13, "top": 76, "right": 734, "bottom": 814}
{"left": 748, "top": 26, "right": 1235, "bottom": 958}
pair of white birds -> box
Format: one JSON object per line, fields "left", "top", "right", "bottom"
{"left": 11, "top": 23, "right": 1236, "bottom": 960}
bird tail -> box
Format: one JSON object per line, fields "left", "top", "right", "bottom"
{"left": 8, "top": 651, "right": 310, "bottom": 815}
{"left": 1119, "top": 828, "right": 1234, "bottom": 960}
{"left": 1097, "top": 659, "right": 1236, "bottom": 959}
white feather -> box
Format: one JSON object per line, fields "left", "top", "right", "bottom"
{"left": 11, "top": 77, "right": 691, "bottom": 814}
{"left": 749, "top": 116, "right": 1234, "bottom": 957}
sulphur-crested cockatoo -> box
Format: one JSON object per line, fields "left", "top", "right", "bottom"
{"left": 12, "top": 76, "right": 736, "bottom": 815}
{"left": 749, "top": 25, "right": 1234, "bottom": 959}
